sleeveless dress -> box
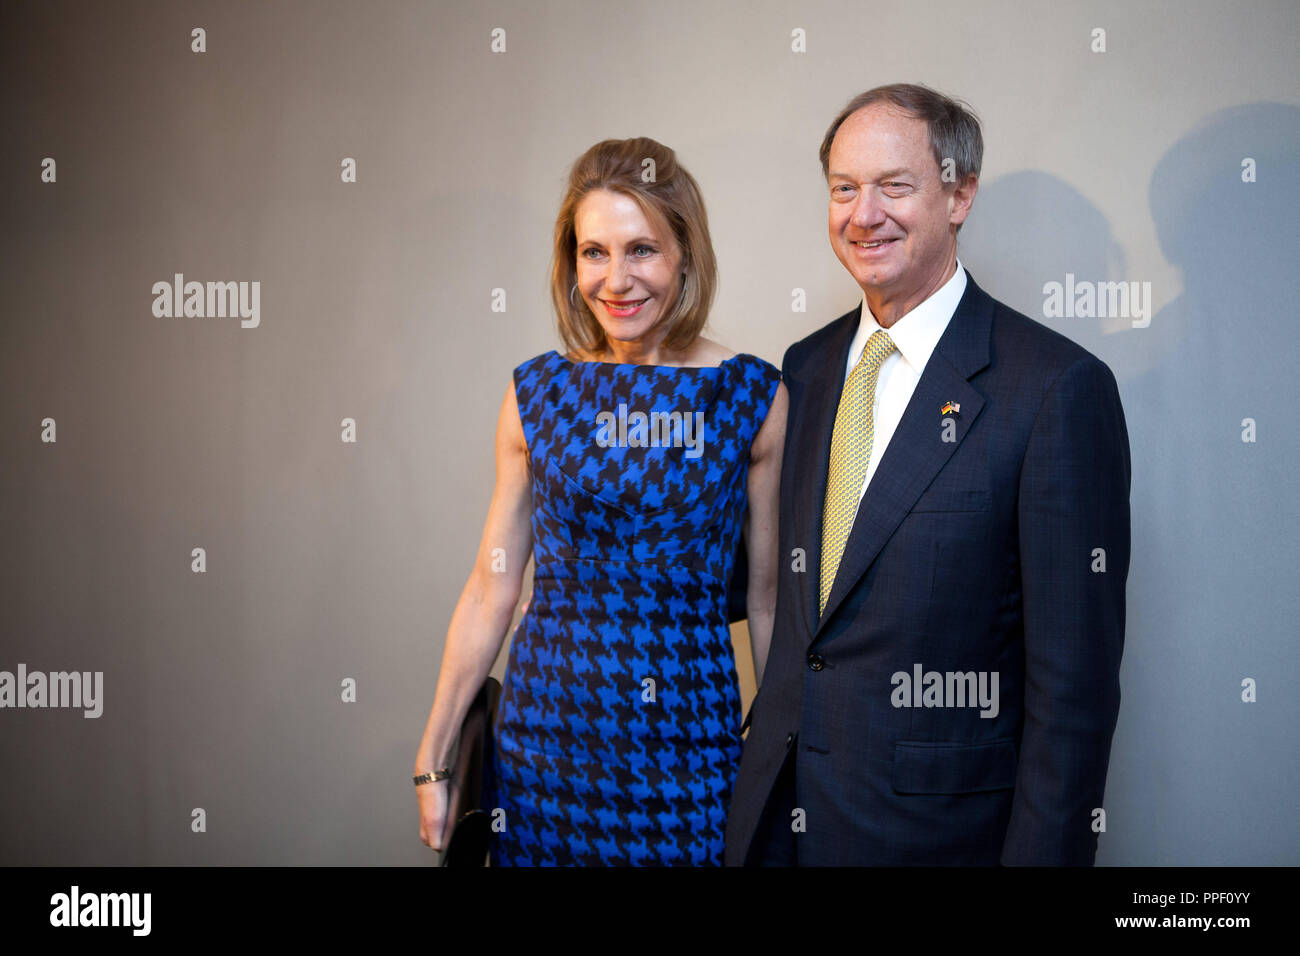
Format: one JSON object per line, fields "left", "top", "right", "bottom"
{"left": 486, "top": 348, "right": 781, "bottom": 866}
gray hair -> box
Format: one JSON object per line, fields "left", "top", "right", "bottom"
{"left": 819, "top": 82, "right": 983, "bottom": 187}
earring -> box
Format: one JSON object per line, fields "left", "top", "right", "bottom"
{"left": 569, "top": 281, "right": 583, "bottom": 309}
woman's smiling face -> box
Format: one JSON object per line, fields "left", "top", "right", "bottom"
{"left": 573, "top": 189, "right": 684, "bottom": 352}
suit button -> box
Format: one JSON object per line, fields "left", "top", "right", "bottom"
{"left": 807, "top": 653, "right": 824, "bottom": 671}
{"left": 785, "top": 732, "right": 795, "bottom": 748}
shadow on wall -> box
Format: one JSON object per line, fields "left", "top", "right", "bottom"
{"left": 975, "top": 103, "right": 1300, "bottom": 864}
{"left": 959, "top": 169, "right": 1133, "bottom": 375}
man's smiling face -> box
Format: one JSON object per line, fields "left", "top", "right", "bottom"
{"left": 826, "top": 102, "right": 975, "bottom": 321}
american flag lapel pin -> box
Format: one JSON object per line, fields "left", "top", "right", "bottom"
{"left": 941, "top": 401, "right": 960, "bottom": 416}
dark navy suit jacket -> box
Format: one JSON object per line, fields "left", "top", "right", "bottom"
{"left": 724, "top": 269, "right": 1130, "bottom": 866}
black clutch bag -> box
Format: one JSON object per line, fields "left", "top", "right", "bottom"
{"left": 441, "top": 675, "right": 502, "bottom": 867}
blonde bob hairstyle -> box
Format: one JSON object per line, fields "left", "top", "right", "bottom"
{"left": 550, "top": 137, "right": 717, "bottom": 357}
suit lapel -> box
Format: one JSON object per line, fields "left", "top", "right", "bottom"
{"left": 812, "top": 271, "right": 995, "bottom": 639}
{"left": 789, "top": 309, "right": 860, "bottom": 639}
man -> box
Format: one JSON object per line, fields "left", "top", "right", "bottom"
{"left": 724, "top": 84, "right": 1130, "bottom": 866}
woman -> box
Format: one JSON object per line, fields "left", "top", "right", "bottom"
{"left": 413, "top": 136, "right": 787, "bottom": 865}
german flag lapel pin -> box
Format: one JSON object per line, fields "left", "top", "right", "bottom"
{"left": 941, "top": 401, "right": 961, "bottom": 416}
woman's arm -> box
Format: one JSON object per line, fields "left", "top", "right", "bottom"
{"left": 742, "top": 381, "right": 788, "bottom": 689}
{"left": 414, "top": 379, "right": 533, "bottom": 849}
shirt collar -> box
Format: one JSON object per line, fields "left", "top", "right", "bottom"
{"left": 847, "top": 258, "right": 967, "bottom": 376}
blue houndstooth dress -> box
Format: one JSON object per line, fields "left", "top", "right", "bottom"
{"left": 486, "top": 349, "right": 781, "bottom": 865}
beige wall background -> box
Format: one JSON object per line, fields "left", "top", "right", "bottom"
{"left": 2, "top": 0, "right": 1297, "bottom": 864}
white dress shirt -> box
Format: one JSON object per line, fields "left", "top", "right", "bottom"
{"left": 843, "top": 259, "right": 967, "bottom": 501}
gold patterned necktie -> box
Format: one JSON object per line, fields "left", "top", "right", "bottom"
{"left": 819, "top": 329, "right": 897, "bottom": 615}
